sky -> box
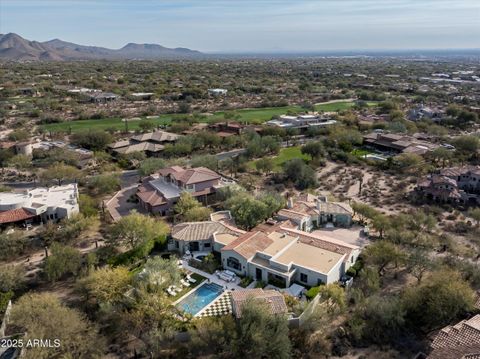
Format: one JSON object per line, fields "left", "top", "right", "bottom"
{"left": 1, "top": 0, "right": 479, "bottom": 53}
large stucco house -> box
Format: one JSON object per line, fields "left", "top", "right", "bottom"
{"left": 0, "top": 184, "right": 79, "bottom": 226}
{"left": 415, "top": 166, "right": 480, "bottom": 205}
{"left": 277, "top": 194, "right": 353, "bottom": 231}
{"left": 170, "top": 212, "right": 360, "bottom": 287}
{"left": 220, "top": 226, "right": 360, "bottom": 287}
{"left": 137, "top": 166, "right": 232, "bottom": 216}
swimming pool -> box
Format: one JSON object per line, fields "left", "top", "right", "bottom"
{"left": 177, "top": 282, "right": 224, "bottom": 316}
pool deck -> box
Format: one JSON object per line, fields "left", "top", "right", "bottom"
{"left": 173, "top": 259, "right": 245, "bottom": 316}
{"left": 180, "top": 259, "right": 243, "bottom": 292}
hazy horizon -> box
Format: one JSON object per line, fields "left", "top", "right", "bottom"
{"left": 1, "top": 0, "right": 479, "bottom": 53}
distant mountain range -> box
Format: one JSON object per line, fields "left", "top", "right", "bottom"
{"left": 0, "top": 33, "right": 202, "bottom": 61}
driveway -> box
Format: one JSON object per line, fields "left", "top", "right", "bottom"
{"left": 105, "top": 184, "right": 141, "bottom": 221}
{"left": 311, "top": 225, "right": 370, "bottom": 248}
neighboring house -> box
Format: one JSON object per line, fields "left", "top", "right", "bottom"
{"left": 208, "top": 88, "right": 228, "bottom": 96}
{"left": 415, "top": 167, "right": 480, "bottom": 205}
{"left": 17, "top": 87, "right": 37, "bottom": 96}
{"left": 0, "top": 184, "right": 79, "bottom": 227}
{"left": 277, "top": 194, "right": 353, "bottom": 231}
{"left": 87, "top": 92, "right": 118, "bottom": 103}
{"left": 231, "top": 289, "right": 288, "bottom": 318}
{"left": 363, "top": 132, "right": 439, "bottom": 155}
{"left": 12, "top": 141, "right": 32, "bottom": 156}
{"left": 427, "top": 315, "right": 480, "bottom": 359}
{"left": 137, "top": 166, "right": 232, "bottom": 215}
{"left": 29, "top": 140, "right": 94, "bottom": 169}
{"left": 108, "top": 130, "right": 181, "bottom": 157}
{"left": 131, "top": 92, "right": 154, "bottom": 100}
{"left": 67, "top": 87, "right": 99, "bottom": 94}
{"left": 266, "top": 114, "right": 337, "bottom": 130}
{"left": 408, "top": 104, "right": 444, "bottom": 122}
{"left": 208, "top": 122, "right": 245, "bottom": 138}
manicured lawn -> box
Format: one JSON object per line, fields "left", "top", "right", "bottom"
{"left": 40, "top": 100, "right": 379, "bottom": 133}
{"left": 171, "top": 272, "right": 206, "bottom": 301}
{"left": 248, "top": 146, "right": 310, "bottom": 172}
{"left": 207, "top": 100, "right": 373, "bottom": 124}
{"left": 41, "top": 116, "right": 173, "bottom": 133}
{"left": 351, "top": 148, "right": 373, "bottom": 157}
{"left": 205, "top": 105, "right": 304, "bottom": 124}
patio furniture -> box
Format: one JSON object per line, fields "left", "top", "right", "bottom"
{"left": 186, "top": 274, "right": 197, "bottom": 283}
{"left": 167, "top": 286, "right": 177, "bottom": 296}
{"left": 180, "top": 279, "right": 191, "bottom": 287}
{"left": 218, "top": 271, "right": 235, "bottom": 282}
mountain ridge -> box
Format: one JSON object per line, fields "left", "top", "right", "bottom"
{"left": 0, "top": 33, "right": 202, "bottom": 61}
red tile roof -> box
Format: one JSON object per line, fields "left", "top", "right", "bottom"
{"left": 221, "top": 231, "right": 273, "bottom": 259}
{"left": 231, "top": 289, "right": 288, "bottom": 318}
{"left": 0, "top": 208, "right": 35, "bottom": 224}
{"left": 429, "top": 315, "right": 480, "bottom": 359}
{"left": 158, "top": 166, "right": 220, "bottom": 185}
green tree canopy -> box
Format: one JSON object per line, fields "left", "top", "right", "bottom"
{"left": 40, "top": 162, "right": 82, "bottom": 186}
{"left": 403, "top": 270, "right": 475, "bottom": 331}
{"left": 10, "top": 293, "right": 106, "bottom": 359}
{"left": 78, "top": 266, "right": 131, "bottom": 305}
{"left": 283, "top": 158, "right": 317, "bottom": 190}
{"left": 107, "top": 211, "right": 168, "bottom": 251}
{"left": 301, "top": 141, "right": 325, "bottom": 159}
{"left": 44, "top": 243, "right": 83, "bottom": 282}
{"left": 226, "top": 194, "right": 268, "bottom": 230}
{"left": 138, "top": 157, "right": 166, "bottom": 176}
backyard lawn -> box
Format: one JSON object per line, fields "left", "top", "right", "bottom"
{"left": 248, "top": 146, "right": 310, "bottom": 172}
{"left": 41, "top": 100, "right": 378, "bottom": 133}
{"left": 171, "top": 272, "right": 206, "bottom": 301}
{"left": 351, "top": 148, "right": 373, "bottom": 157}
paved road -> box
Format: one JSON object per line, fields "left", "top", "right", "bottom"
{"left": 215, "top": 149, "right": 247, "bottom": 161}
{"left": 119, "top": 169, "right": 140, "bottom": 187}
{"left": 2, "top": 170, "right": 139, "bottom": 190}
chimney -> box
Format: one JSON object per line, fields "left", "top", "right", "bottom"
{"left": 287, "top": 197, "right": 293, "bottom": 209}
{"left": 317, "top": 195, "right": 327, "bottom": 211}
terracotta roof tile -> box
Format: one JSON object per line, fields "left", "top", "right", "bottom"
{"left": 171, "top": 221, "right": 244, "bottom": 242}
{"left": 231, "top": 289, "right": 288, "bottom": 318}
{"left": 430, "top": 315, "right": 480, "bottom": 357}
{"left": 221, "top": 231, "right": 273, "bottom": 259}
{"left": 0, "top": 208, "right": 35, "bottom": 224}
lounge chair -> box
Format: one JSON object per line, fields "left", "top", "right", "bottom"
{"left": 186, "top": 274, "right": 197, "bottom": 283}
{"left": 180, "top": 279, "right": 191, "bottom": 287}
{"left": 167, "top": 287, "right": 176, "bottom": 296}
{"left": 172, "top": 285, "right": 181, "bottom": 293}
{"left": 219, "top": 272, "right": 234, "bottom": 282}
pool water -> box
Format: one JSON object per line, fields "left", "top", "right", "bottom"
{"left": 177, "top": 283, "right": 224, "bottom": 316}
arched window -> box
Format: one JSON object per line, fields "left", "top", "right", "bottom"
{"left": 226, "top": 257, "right": 241, "bottom": 271}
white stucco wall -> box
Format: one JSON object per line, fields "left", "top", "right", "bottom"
{"left": 220, "top": 250, "right": 248, "bottom": 276}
